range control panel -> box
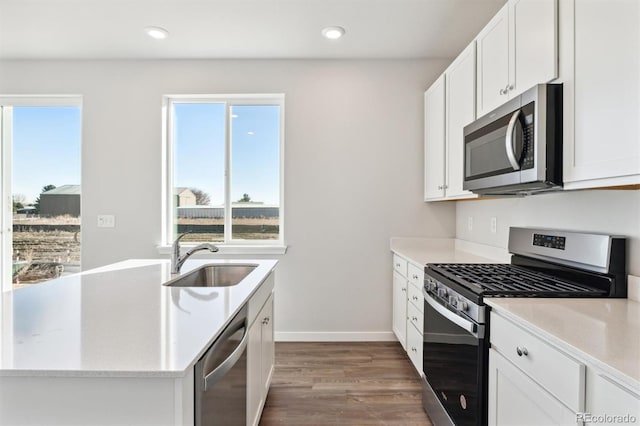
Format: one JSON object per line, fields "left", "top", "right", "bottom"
{"left": 533, "top": 233, "right": 566, "bottom": 250}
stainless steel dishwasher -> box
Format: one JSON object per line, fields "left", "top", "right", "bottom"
{"left": 194, "top": 305, "right": 248, "bottom": 426}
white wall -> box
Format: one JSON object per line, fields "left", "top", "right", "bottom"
{"left": 0, "top": 59, "right": 456, "bottom": 339}
{"left": 456, "top": 190, "right": 640, "bottom": 276}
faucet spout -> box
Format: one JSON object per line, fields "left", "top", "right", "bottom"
{"left": 171, "top": 233, "right": 219, "bottom": 274}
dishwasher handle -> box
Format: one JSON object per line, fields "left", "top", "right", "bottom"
{"left": 202, "top": 320, "right": 249, "bottom": 392}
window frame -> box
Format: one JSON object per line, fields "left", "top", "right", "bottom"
{"left": 162, "top": 94, "right": 285, "bottom": 251}
{"left": 0, "top": 95, "right": 83, "bottom": 292}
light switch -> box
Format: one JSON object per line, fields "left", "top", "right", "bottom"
{"left": 97, "top": 215, "right": 115, "bottom": 228}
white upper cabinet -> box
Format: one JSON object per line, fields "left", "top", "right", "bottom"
{"left": 445, "top": 42, "right": 478, "bottom": 199}
{"left": 424, "top": 44, "right": 478, "bottom": 202}
{"left": 510, "top": 0, "right": 558, "bottom": 97}
{"left": 561, "top": 0, "right": 640, "bottom": 188}
{"left": 476, "top": 0, "right": 558, "bottom": 118}
{"left": 424, "top": 75, "right": 446, "bottom": 200}
{"left": 476, "top": 4, "right": 510, "bottom": 116}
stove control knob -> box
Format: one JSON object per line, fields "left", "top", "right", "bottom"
{"left": 460, "top": 301, "right": 469, "bottom": 312}
{"left": 438, "top": 288, "right": 448, "bottom": 298}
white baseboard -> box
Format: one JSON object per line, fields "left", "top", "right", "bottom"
{"left": 275, "top": 331, "right": 397, "bottom": 342}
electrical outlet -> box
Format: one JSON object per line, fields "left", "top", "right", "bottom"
{"left": 97, "top": 215, "right": 115, "bottom": 228}
{"left": 468, "top": 216, "right": 473, "bottom": 232}
{"left": 490, "top": 217, "right": 497, "bottom": 234}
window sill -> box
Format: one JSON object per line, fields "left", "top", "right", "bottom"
{"left": 156, "top": 244, "right": 287, "bottom": 256}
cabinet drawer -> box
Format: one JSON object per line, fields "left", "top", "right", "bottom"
{"left": 407, "top": 263, "right": 424, "bottom": 288}
{"left": 490, "top": 312, "right": 585, "bottom": 412}
{"left": 393, "top": 254, "right": 408, "bottom": 276}
{"left": 407, "top": 282, "right": 423, "bottom": 312}
{"left": 407, "top": 300, "right": 423, "bottom": 334}
{"left": 407, "top": 322, "right": 423, "bottom": 373}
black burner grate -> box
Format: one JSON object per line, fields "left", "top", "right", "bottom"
{"left": 429, "top": 263, "right": 607, "bottom": 297}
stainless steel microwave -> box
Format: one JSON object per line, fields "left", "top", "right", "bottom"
{"left": 463, "top": 84, "right": 563, "bottom": 195}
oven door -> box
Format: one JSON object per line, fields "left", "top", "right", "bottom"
{"left": 422, "top": 289, "right": 487, "bottom": 426}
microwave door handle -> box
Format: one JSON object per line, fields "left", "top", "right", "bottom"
{"left": 505, "top": 110, "right": 521, "bottom": 171}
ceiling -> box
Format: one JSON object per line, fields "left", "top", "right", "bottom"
{"left": 0, "top": 0, "right": 506, "bottom": 60}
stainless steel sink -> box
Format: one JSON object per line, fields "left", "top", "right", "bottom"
{"left": 164, "top": 264, "right": 257, "bottom": 287}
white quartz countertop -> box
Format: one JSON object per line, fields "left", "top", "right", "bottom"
{"left": 0, "top": 258, "right": 277, "bottom": 378}
{"left": 486, "top": 298, "right": 640, "bottom": 391}
{"left": 390, "top": 237, "right": 505, "bottom": 265}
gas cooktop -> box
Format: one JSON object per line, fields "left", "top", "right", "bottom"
{"left": 427, "top": 263, "right": 607, "bottom": 297}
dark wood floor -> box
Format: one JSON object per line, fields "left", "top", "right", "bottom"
{"left": 259, "top": 342, "right": 432, "bottom": 425}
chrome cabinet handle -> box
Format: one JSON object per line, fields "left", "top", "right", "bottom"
{"left": 412, "top": 274, "right": 419, "bottom": 280}
{"left": 262, "top": 317, "right": 270, "bottom": 325}
{"left": 412, "top": 316, "right": 418, "bottom": 321}
{"left": 437, "top": 185, "right": 443, "bottom": 190}
{"left": 508, "top": 84, "right": 514, "bottom": 91}
{"left": 516, "top": 346, "right": 528, "bottom": 357}
{"left": 412, "top": 296, "right": 419, "bottom": 301}
{"left": 401, "top": 287, "right": 407, "bottom": 292}
{"left": 505, "top": 110, "right": 522, "bottom": 171}
{"left": 499, "top": 88, "right": 505, "bottom": 95}
{"left": 411, "top": 347, "right": 417, "bottom": 353}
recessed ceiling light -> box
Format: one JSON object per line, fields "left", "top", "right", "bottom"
{"left": 321, "top": 26, "right": 345, "bottom": 40}
{"left": 145, "top": 26, "right": 169, "bottom": 40}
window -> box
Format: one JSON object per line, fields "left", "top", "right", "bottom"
{"left": 0, "top": 97, "right": 82, "bottom": 290}
{"left": 164, "top": 95, "right": 284, "bottom": 248}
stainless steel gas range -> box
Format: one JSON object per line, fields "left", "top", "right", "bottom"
{"left": 420, "top": 227, "right": 627, "bottom": 426}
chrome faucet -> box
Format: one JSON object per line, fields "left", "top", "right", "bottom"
{"left": 171, "top": 232, "right": 219, "bottom": 274}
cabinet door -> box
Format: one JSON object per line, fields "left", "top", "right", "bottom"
{"left": 445, "top": 42, "right": 477, "bottom": 199}
{"left": 509, "top": 0, "right": 558, "bottom": 97}
{"left": 488, "top": 349, "right": 576, "bottom": 426}
{"left": 424, "top": 75, "right": 446, "bottom": 200}
{"left": 392, "top": 271, "right": 408, "bottom": 350}
{"left": 476, "top": 4, "right": 509, "bottom": 117}
{"left": 406, "top": 322, "right": 423, "bottom": 373}
{"left": 261, "top": 294, "right": 275, "bottom": 398}
{"left": 565, "top": 0, "right": 640, "bottom": 186}
{"left": 586, "top": 371, "right": 640, "bottom": 425}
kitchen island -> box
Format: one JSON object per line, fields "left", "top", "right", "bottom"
{"left": 0, "top": 258, "right": 277, "bottom": 425}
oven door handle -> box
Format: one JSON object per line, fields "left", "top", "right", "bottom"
{"left": 423, "top": 288, "right": 477, "bottom": 335}
{"left": 505, "top": 109, "right": 522, "bottom": 171}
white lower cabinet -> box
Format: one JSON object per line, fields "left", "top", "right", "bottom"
{"left": 585, "top": 370, "right": 640, "bottom": 426}
{"left": 489, "top": 310, "right": 640, "bottom": 426}
{"left": 247, "top": 282, "right": 275, "bottom": 426}
{"left": 247, "top": 292, "right": 274, "bottom": 426}
{"left": 489, "top": 312, "right": 584, "bottom": 426}
{"left": 392, "top": 270, "right": 408, "bottom": 350}
{"left": 406, "top": 320, "right": 423, "bottom": 373}
{"left": 391, "top": 253, "right": 424, "bottom": 374}
{"left": 489, "top": 348, "right": 577, "bottom": 426}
